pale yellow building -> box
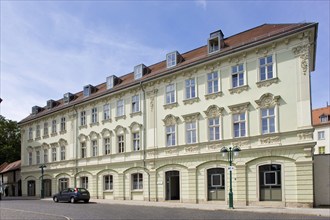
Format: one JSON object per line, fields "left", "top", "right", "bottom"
{"left": 19, "top": 23, "right": 318, "bottom": 207}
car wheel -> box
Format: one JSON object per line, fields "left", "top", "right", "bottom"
{"left": 53, "top": 196, "right": 58, "bottom": 203}
{"left": 84, "top": 199, "right": 89, "bottom": 203}
{"left": 70, "top": 197, "right": 75, "bottom": 203}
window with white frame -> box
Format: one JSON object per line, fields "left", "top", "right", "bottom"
{"left": 259, "top": 164, "right": 281, "bottom": 201}
{"left": 166, "top": 125, "right": 176, "bottom": 147}
{"left": 231, "top": 64, "right": 244, "bottom": 88}
{"left": 132, "top": 95, "right": 140, "bottom": 113}
{"left": 28, "top": 127, "right": 33, "bottom": 140}
{"left": 52, "top": 120, "right": 57, "bottom": 134}
{"left": 91, "top": 107, "right": 98, "bottom": 124}
{"left": 207, "top": 72, "right": 219, "bottom": 94}
{"left": 44, "top": 149, "right": 48, "bottom": 163}
{"left": 133, "top": 133, "right": 140, "bottom": 151}
{"left": 36, "top": 125, "right": 40, "bottom": 138}
{"left": 43, "top": 122, "right": 48, "bottom": 136}
{"left": 259, "top": 55, "right": 274, "bottom": 81}
{"left": 233, "top": 113, "right": 246, "bottom": 138}
{"left": 185, "top": 78, "right": 196, "bottom": 99}
{"left": 118, "top": 135, "right": 124, "bottom": 153}
{"left": 132, "top": 173, "right": 143, "bottom": 190}
{"left": 92, "top": 140, "right": 98, "bottom": 157}
{"left": 186, "top": 121, "right": 197, "bottom": 144}
{"left": 320, "top": 115, "right": 329, "bottom": 123}
{"left": 318, "top": 131, "right": 325, "bottom": 140}
{"left": 211, "top": 174, "right": 223, "bottom": 187}
{"left": 36, "top": 150, "right": 40, "bottom": 164}
{"left": 165, "top": 84, "right": 176, "bottom": 104}
{"left": 319, "top": 146, "right": 325, "bottom": 154}
{"left": 261, "top": 107, "right": 275, "bottom": 134}
{"left": 80, "top": 176, "right": 88, "bottom": 189}
{"left": 60, "top": 117, "right": 66, "bottom": 132}
{"left": 104, "top": 175, "right": 113, "bottom": 190}
{"left": 81, "top": 142, "right": 86, "bottom": 158}
{"left": 52, "top": 147, "right": 57, "bottom": 162}
{"left": 60, "top": 146, "right": 66, "bottom": 160}
{"left": 104, "top": 138, "right": 111, "bottom": 155}
{"left": 209, "top": 117, "right": 220, "bottom": 141}
{"left": 166, "top": 52, "right": 177, "bottom": 68}
{"left": 103, "top": 104, "right": 110, "bottom": 120}
{"left": 117, "top": 99, "right": 124, "bottom": 117}
{"left": 59, "top": 178, "right": 69, "bottom": 191}
{"left": 80, "top": 111, "right": 86, "bottom": 126}
{"left": 28, "top": 152, "right": 32, "bottom": 165}
{"left": 134, "top": 65, "right": 143, "bottom": 80}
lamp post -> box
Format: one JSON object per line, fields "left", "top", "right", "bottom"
{"left": 220, "top": 146, "right": 241, "bottom": 209}
{"left": 39, "top": 164, "right": 46, "bottom": 198}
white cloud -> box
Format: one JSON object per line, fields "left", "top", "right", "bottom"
{"left": 195, "top": 0, "right": 207, "bottom": 10}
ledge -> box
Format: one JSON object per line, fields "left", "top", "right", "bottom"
{"left": 204, "top": 91, "right": 223, "bottom": 100}
{"left": 256, "top": 77, "right": 279, "bottom": 88}
{"left": 102, "top": 119, "right": 112, "bottom": 124}
{"left": 42, "top": 135, "right": 49, "bottom": 139}
{"left": 163, "top": 102, "right": 179, "bottom": 110}
{"left": 115, "top": 115, "right": 126, "bottom": 121}
{"left": 130, "top": 111, "right": 142, "bottom": 118}
{"left": 79, "top": 125, "right": 87, "bottom": 130}
{"left": 229, "top": 85, "right": 248, "bottom": 94}
{"left": 183, "top": 97, "right": 200, "bottom": 105}
{"left": 51, "top": 132, "right": 58, "bottom": 137}
{"left": 35, "top": 137, "right": 41, "bottom": 141}
{"left": 89, "top": 122, "right": 100, "bottom": 127}
{"left": 59, "top": 130, "right": 67, "bottom": 135}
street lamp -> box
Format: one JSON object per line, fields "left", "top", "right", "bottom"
{"left": 220, "top": 146, "right": 241, "bottom": 209}
{"left": 39, "top": 164, "right": 46, "bottom": 198}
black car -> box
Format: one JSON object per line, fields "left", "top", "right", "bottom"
{"left": 53, "top": 187, "right": 90, "bottom": 203}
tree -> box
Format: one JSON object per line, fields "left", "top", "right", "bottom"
{"left": 0, "top": 115, "right": 21, "bottom": 164}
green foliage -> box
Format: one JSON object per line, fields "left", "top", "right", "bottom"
{"left": 0, "top": 115, "right": 21, "bottom": 164}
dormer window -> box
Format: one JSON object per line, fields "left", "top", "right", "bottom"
{"left": 32, "top": 106, "right": 42, "bottom": 115}
{"left": 134, "top": 64, "right": 150, "bottom": 80}
{"left": 63, "top": 93, "right": 74, "bottom": 104}
{"left": 320, "top": 114, "right": 329, "bottom": 123}
{"left": 208, "top": 30, "right": 224, "bottom": 54}
{"left": 166, "top": 51, "right": 183, "bottom": 68}
{"left": 106, "top": 75, "right": 121, "bottom": 90}
{"left": 47, "top": 100, "right": 57, "bottom": 109}
{"left": 83, "top": 85, "right": 96, "bottom": 97}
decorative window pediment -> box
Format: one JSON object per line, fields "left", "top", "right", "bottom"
{"left": 41, "top": 143, "right": 49, "bottom": 149}
{"left": 182, "top": 112, "right": 200, "bottom": 122}
{"left": 228, "top": 102, "right": 250, "bottom": 114}
{"left": 255, "top": 93, "right": 280, "bottom": 109}
{"left": 58, "top": 138, "right": 68, "bottom": 146}
{"left": 162, "top": 114, "right": 179, "bottom": 126}
{"left": 101, "top": 128, "right": 112, "bottom": 138}
{"left": 114, "top": 125, "right": 126, "bottom": 134}
{"left": 129, "top": 122, "right": 142, "bottom": 132}
{"left": 89, "top": 131, "right": 100, "bottom": 140}
{"left": 78, "top": 134, "right": 89, "bottom": 143}
{"left": 27, "top": 146, "right": 33, "bottom": 152}
{"left": 204, "top": 105, "right": 224, "bottom": 118}
{"left": 50, "top": 142, "right": 58, "bottom": 148}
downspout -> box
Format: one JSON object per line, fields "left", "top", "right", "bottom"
{"left": 73, "top": 105, "right": 78, "bottom": 186}
{"left": 140, "top": 81, "right": 150, "bottom": 201}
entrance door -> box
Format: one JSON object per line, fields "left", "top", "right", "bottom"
{"left": 27, "top": 180, "right": 35, "bottom": 196}
{"left": 165, "top": 171, "right": 180, "bottom": 200}
{"left": 207, "top": 168, "right": 225, "bottom": 201}
{"left": 43, "top": 179, "right": 52, "bottom": 197}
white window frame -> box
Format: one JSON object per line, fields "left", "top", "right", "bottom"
{"left": 318, "top": 131, "right": 325, "bottom": 140}
{"left": 132, "top": 95, "right": 140, "bottom": 113}
{"left": 185, "top": 78, "right": 197, "bottom": 100}
{"left": 132, "top": 173, "right": 143, "bottom": 190}
{"left": 165, "top": 84, "right": 176, "bottom": 105}
{"left": 233, "top": 112, "right": 246, "bottom": 138}
{"left": 28, "top": 127, "right": 33, "bottom": 140}
{"left": 36, "top": 125, "right": 40, "bottom": 138}
{"left": 92, "top": 140, "right": 98, "bottom": 157}
{"left": 91, "top": 107, "right": 98, "bottom": 124}
{"left": 211, "top": 174, "right": 223, "bottom": 187}
{"left": 319, "top": 146, "right": 325, "bottom": 154}
{"left": 43, "top": 149, "right": 48, "bottom": 163}
{"left": 166, "top": 125, "right": 176, "bottom": 147}
{"left": 134, "top": 65, "right": 143, "bottom": 80}
{"left": 103, "top": 175, "right": 113, "bottom": 191}
{"left": 264, "top": 171, "right": 277, "bottom": 186}
{"left": 261, "top": 107, "right": 276, "bottom": 134}
{"left": 51, "top": 147, "right": 57, "bottom": 162}
{"left": 81, "top": 142, "right": 87, "bottom": 158}
{"left": 103, "top": 104, "right": 110, "bottom": 120}
{"left": 80, "top": 111, "right": 86, "bottom": 126}
{"left": 166, "top": 51, "right": 177, "bottom": 68}
{"left": 207, "top": 71, "right": 220, "bottom": 94}
{"left": 60, "top": 146, "right": 66, "bottom": 160}
{"left": 81, "top": 176, "right": 88, "bottom": 189}
{"left": 36, "top": 150, "right": 40, "bottom": 164}
{"left": 208, "top": 117, "right": 220, "bottom": 141}
{"left": 186, "top": 121, "right": 197, "bottom": 144}
{"left": 60, "top": 117, "right": 66, "bottom": 132}
{"left": 52, "top": 120, "right": 57, "bottom": 134}
{"left": 132, "top": 132, "right": 140, "bottom": 151}
{"left": 117, "top": 99, "right": 125, "bottom": 117}
{"left": 118, "top": 135, "right": 125, "bottom": 153}
{"left": 104, "top": 137, "right": 111, "bottom": 155}
{"left": 320, "top": 116, "right": 328, "bottom": 123}
{"left": 28, "top": 152, "right": 32, "bottom": 165}
{"left": 43, "top": 122, "right": 48, "bottom": 136}
{"left": 258, "top": 54, "right": 277, "bottom": 81}
{"left": 231, "top": 63, "right": 245, "bottom": 88}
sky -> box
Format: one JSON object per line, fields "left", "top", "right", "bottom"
{"left": 0, "top": 0, "right": 329, "bottom": 122}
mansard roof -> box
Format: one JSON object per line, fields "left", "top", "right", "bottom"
{"left": 312, "top": 106, "right": 330, "bottom": 127}
{"left": 19, "top": 23, "right": 318, "bottom": 125}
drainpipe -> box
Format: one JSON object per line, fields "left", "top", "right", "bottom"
{"left": 139, "top": 81, "right": 150, "bottom": 201}
{"left": 73, "top": 105, "right": 78, "bottom": 186}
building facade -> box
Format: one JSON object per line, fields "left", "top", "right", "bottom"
{"left": 312, "top": 105, "right": 330, "bottom": 154}
{"left": 0, "top": 160, "right": 22, "bottom": 197}
{"left": 19, "top": 23, "right": 318, "bottom": 207}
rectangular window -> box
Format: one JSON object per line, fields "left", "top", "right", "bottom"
{"left": 80, "top": 111, "right": 86, "bottom": 126}
{"left": 52, "top": 120, "right": 57, "bottom": 134}
{"left": 36, "top": 150, "right": 40, "bottom": 164}
{"left": 231, "top": 64, "right": 244, "bottom": 88}
{"left": 165, "top": 84, "right": 176, "bottom": 104}
{"left": 91, "top": 107, "right": 98, "bottom": 124}
{"left": 211, "top": 174, "right": 222, "bottom": 187}
{"left": 186, "top": 121, "right": 197, "bottom": 144}
{"left": 209, "top": 118, "right": 220, "bottom": 141}
{"left": 28, "top": 152, "right": 32, "bottom": 165}
{"left": 207, "top": 72, "right": 219, "bottom": 94}
{"left": 60, "top": 117, "right": 66, "bottom": 132}
{"left": 259, "top": 55, "right": 273, "bottom": 81}
{"left": 261, "top": 107, "right": 275, "bottom": 134}
{"left": 132, "top": 95, "right": 140, "bottom": 113}
{"left": 318, "top": 131, "right": 325, "bottom": 140}
{"left": 118, "top": 135, "right": 124, "bottom": 153}
{"left": 104, "top": 138, "right": 111, "bottom": 155}
{"left": 233, "top": 113, "right": 246, "bottom": 138}
{"left": 81, "top": 177, "right": 88, "bottom": 189}
{"left": 36, "top": 125, "right": 40, "bottom": 138}
{"left": 81, "top": 142, "right": 86, "bottom": 158}
{"left": 133, "top": 133, "right": 140, "bottom": 151}
{"left": 117, "top": 99, "right": 124, "bottom": 117}
{"left": 28, "top": 127, "right": 33, "bottom": 140}
{"left": 60, "top": 146, "right": 65, "bottom": 160}
{"left": 92, "top": 140, "right": 98, "bottom": 157}
{"left": 43, "top": 122, "right": 48, "bottom": 136}
{"left": 264, "top": 171, "right": 277, "bottom": 186}
{"left": 166, "top": 125, "right": 176, "bottom": 146}
{"left": 185, "top": 79, "right": 196, "bottom": 99}
{"left": 166, "top": 52, "right": 177, "bottom": 68}
{"left": 104, "top": 175, "right": 113, "bottom": 190}
{"left": 132, "top": 173, "right": 143, "bottom": 190}
{"left": 319, "top": 146, "right": 325, "bottom": 154}
{"left": 103, "top": 104, "right": 110, "bottom": 120}
{"left": 134, "top": 65, "right": 143, "bottom": 80}
{"left": 44, "top": 149, "right": 48, "bottom": 163}
{"left": 320, "top": 116, "right": 329, "bottom": 123}
{"left": 52, "top": 147, "right": 57, "bottom": 162}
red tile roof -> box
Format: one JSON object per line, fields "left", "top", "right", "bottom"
{"left": 312, "top": 106, "right": 330, "bottom": 126}
{"left": 0, "top": 162, "right": 9, "bottom": 172}
{"left": 19, "top": 23, "right": 318, "bottom": 124}
{"left": 0, "top": 160, "right": 21, "bottom": 174}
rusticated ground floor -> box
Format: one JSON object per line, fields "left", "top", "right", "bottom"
{"left": 21, "top": 144, "right": 314, "bottom": 208}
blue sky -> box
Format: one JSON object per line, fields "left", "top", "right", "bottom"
{"left": 1, "top": 0, "right": 329, "bottom": 121}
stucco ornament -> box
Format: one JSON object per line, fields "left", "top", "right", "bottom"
{"left": 162, "top": 114, "right": 179, "bottom": 126}
{"left": 255, "top": 93, "right": 280, "bottom": 109}
{"left": 58, "top": 138, "right": 68, "bottom": 146}
{"left": 182, "top": 112, "right": 200, "bottom": 122}
{"left": 228, "top": 102, "right": 250, "bottom": 114}
{"left": 78, "top": 134, "right": 88, "bottom": 143}
{"left": 146, "top": 89, "right": 158, "bottom": 112}
{"left": 292, "top": 44, "right": 310, "bottom": 75}
{"left": 259, "top": 136, "right": 281, "bottom": 145}
{"left": 101, "top": 128, "right": 112, "bottom": 137}
{"left": 297, "top": 132, "right": 313, "bottom": 140}
{"left": 204, "top": 105, "right": 224, "bottom": 118}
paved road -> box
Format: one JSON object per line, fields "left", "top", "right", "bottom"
{"left": 0, "top": 200, "right": 328, "bottom": 220}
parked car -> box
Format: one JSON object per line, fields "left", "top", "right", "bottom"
{"left": 53, "top": 187, "right": 90, "bottom": 203}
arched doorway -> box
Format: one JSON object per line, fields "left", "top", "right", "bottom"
{"left": 27, "top": 180, "right": 35, "bottom": 196}
{"left": 165, "top": 171, "right": 180, "bottom": 200}
{"left": 207, "top": 168, "right": 225, "bottom": 201}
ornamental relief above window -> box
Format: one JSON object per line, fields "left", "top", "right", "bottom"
{"left": 204, "top": 105, "right": 224, "bottom": 118}
{"left": 162, "top": 114, "right": 179, "bottom": 126}
{"left": 255, "top": 93, "right": 280, "bottom": 109}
